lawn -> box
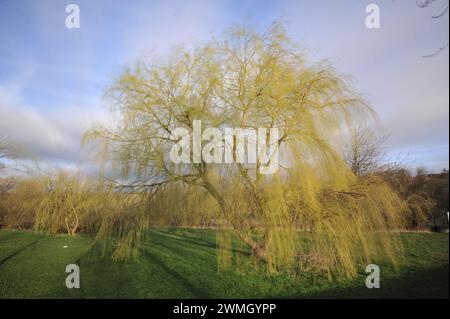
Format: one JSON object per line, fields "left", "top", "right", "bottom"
{"left": 0, "top": 228, "right": 448, "bottom": 298}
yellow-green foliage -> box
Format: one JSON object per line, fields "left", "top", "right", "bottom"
{"left": 0, "top": 170, "right": 150, "bottom": 261}
{"left": 0, "top": 176, "right": 45, "bottom": 229}
{"left": 286, "top": 167, "right": 406, "bottom": 279}
{"left": 34, "top": 171, "right": 103, "bottom": 236}
{"left": 148, "top": 183, "right": 219, "bottom": 228}
{"left": 95, "top": 193, "right": 149, "bottom": 261}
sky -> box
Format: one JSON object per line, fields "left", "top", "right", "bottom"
{"left": 0, "top": 0, "right": 448, "bottom": 173}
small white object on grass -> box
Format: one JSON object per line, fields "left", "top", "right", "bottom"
{"left": 63, "top": 246, "right": 68, "bottom": 248}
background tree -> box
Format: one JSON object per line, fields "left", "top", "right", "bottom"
{"left": 378, "top": 166, "right": 440, "bottom": 230}
{"left": 343, "top": 125, "right": 387, "bottom": 176}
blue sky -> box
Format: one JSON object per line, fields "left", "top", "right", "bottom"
{"left": 0, "top": 0, "right": 448, "bottom": 172}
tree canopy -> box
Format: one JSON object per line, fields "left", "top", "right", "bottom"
{"left": 85, "top": 23, "right": 407, "bottom": 278}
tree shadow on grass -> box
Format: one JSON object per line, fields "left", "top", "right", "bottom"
{"left": 74, "top": 242, "right": 139, "bottom": 299}
{"left": 151, "top": 229, "right": 251, "bottom": 257}
{"left": 141, "top": 249, "right": 211, "bottom": 298}
{"left": 302, "top": 265, "right": 449, "bottom": 299}
{"left": 0, "top": 239, "right": 41, "bottom": 267}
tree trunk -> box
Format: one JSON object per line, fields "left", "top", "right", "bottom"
{"left": 201, "top": 176, "right": 269, "bottom": 262}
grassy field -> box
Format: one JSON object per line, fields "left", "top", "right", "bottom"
{"left": 0, "top": 228, "right": 448, "bottom": 299}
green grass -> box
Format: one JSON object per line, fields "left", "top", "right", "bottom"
{"left": 0, "top": 228, "right": 448, "bottom": 298}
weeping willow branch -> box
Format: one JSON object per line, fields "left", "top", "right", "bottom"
{"left": 83, "top": 22, "right": 409, "bottom": 278}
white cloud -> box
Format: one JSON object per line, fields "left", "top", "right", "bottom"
{"left": 0, "top": 84, "right": 109, "bottom": 165}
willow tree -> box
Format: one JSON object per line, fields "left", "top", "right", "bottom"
{"left": 85, "top": 23, "right": 407, "bottom": 277}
